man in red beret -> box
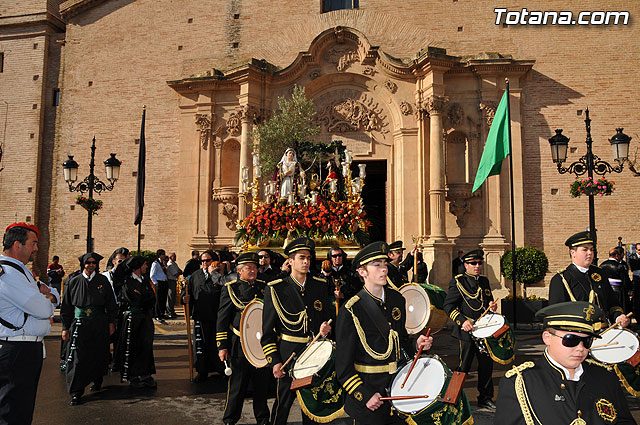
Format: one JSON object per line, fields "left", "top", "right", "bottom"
{"left": 0, "top": 222, "right": 58, "bottom": 424}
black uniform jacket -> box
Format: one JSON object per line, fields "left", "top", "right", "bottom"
{"left": 261, "top": 273, "right": 334, "bottom": 366}
{"left": 386, "top": 254, "right": 413, "bottom": 288}
{"left": 183, "top": 268, "right": 222, "bottom": 322}
{"left": 601, "top": 259, "right": 632, "bottom": 292}
{"left": 549, "top": 264, "right": 623, "bottom": 322}
{"left": 443, "top": 273, "right": 493, "bottom": 342}
{"left": 216, "top": 278, "right": 266, "bottom": 356}
{"left": 61, "top": 272, "right": 118, "bottom": 329}
{"left": 495, "top": 353, "right": 636, "bottom": 425}
{"left": 335, "top": 286, "right": 415, "bottom": 423}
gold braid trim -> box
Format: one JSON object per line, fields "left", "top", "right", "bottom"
{"left": 346, "top": 300, "right": 399, "bottom": 361}
{"left": 585, "top": 358, "right": 613, "bottom": 371}
{"left": 569, "top": 419, "right": 587, "bottom": 425}
{"left": 295, "top": 390, "right": 345, "bottom": 423}
{"left": 271, "top": 286, "right": 307, "bottom": 333}
{"left": 613, "top": 364, "right": 640, "bottom": 397}
{"left": 510, "top": 361, "right": 541, "bottom": 425}
{"left": 226, "top": 282, "right": 249, "bottom": 310}
{"left": 558, "top": 271, "right": 577, "bottom": 302}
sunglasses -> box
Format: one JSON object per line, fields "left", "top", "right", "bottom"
{"left": 467, "top": 261, "right": 483, "bottom": 266}
{"left": 85, "top": 261, "right": 97, "bottom": 265}
{"left": 331, "top": 254, "right": 343, "bottom": 258}
{"left": 258, "top": 255, "right": 269, "bottom": 259}
{"left": 200, "top": 258, "right": 213, "bottom": 263}
{"left": 548, "top": 331, "right": 593, "bottom": 349}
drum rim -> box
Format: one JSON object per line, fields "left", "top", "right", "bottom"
{"left": 389, "top": 354, "right": 447, "bottom": 414}
{"left": 292, "top": 339, "right": 335, "bottom": 380}
{"left": 240, "top": 299, "right": 268, "bottom": 368}
{"left": 591, "top": 327, "right": 640, "bottom": 364}
{"left": 399, "top": 283, "right": 432, "bottom": 335}
{"left": 471, "top": 312, "right": 506, "bottom": 339}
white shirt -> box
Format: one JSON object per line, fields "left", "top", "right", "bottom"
{"left": 150, "top": 260, "right": 167, "bottom": 284}
{"left": 573, "top": 263, "right": 589, "bottom": 273}
{"left": 0, "top": 255, "right": 58, "bottom": 338}
{"left": 545, "top": 348, "right": 584, "bottom": 381}
{"left": 102, "top": 270, "right": 119, "bottom": 305}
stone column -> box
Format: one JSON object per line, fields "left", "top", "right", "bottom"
{"left": 194, "top": 113, "right": 214, "bottom": 236}
{"left": 238, "top": 105, "right": 252, "bottom": 220}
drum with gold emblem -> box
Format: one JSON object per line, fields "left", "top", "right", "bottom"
{"left": 400, "top": 283, "right": 449, "bottom": 335}
{"left": 471, "top": 313, "right": 515, "bottom": 365}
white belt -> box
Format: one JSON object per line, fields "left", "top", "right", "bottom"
{"left": 609, "top": 278, "right": 622, "bottom": 286}
{"left": 0, "top": 335, "right": 44, "bottom": 342}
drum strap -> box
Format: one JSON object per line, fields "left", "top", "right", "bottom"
{"left": 559, "top": 271, "right": 598, "bottom": 306}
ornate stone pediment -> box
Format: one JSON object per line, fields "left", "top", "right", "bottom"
{"left": 315, "top": 93, "right": 388, "bottom": 134}
{"left": 479, "top": 101, "right": 498, "bottom": 126}
{"left": 325, "top": 45, "right": 360, "bottom": 72}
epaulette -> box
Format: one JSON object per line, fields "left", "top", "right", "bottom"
{"left": 455, "top": 274, "right": 464, "bottom": 278}
{"left": 268, "top": 278, "right": 283, "bottom": 286}
{"left": 344, "top": 295, "right": 360, "bottom": 309}
{"left": 225, "top": 279, "right": 238, "bottom": 286}
{"left": 505, "top": 361, "right": 535, "bottom": 378}
{"left": 556, "top": 266, "right": 568, "bottom": 274}
{"left": 312, "top": 275, "right": 326, "bottom": 283}
{"left": 256, "top": 278, "right": 265, "bottom": 284}
{"left": 585, "top": 358, "right": 613, "bottom": 372}
{"left": 0, "top": 264, "right": 3, "bottom": 277}
{"left": 386, "top": 285, "right": 400, "bottom": 295}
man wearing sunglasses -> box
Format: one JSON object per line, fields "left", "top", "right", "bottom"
{"left": 443, "top": 248, "right": 498, "bottom": 411}
{"left": 549, "top": 231, "right": 630, "bottom": 328}
{"left": 257, "top": 249, "right": 279, "bottom": 282}
{"left": 181, "top": 250, "right": 223, "bottom": 382}
{"left": 495, "top": 301, "right": 636, "bottom": 424}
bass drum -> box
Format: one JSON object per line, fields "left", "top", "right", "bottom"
{"left": 399, "top": 283, "right": 448, "bottom": 335}
{"left": 239, "top": 299, "right": 267, "bottom": 368}
{"left": 388, "top": 355, "right": 473, "bottom": 425}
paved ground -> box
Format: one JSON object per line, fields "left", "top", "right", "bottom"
{"left": 31, "top": 309, "right": 640, "bottom": 425}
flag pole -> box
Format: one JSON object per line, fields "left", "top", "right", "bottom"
{"left": 505, "top": 79, "right": 517, "bottom": 329}
{"left": 134, "top": 105, "right": 146, "bottom": 255}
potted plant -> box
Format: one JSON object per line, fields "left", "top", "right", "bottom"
{"left": 75, "top": 196, "right": 103, "bottom": 215}
{"left": 569, "top": 176, "right": 615, "bottom": 198}
{"left": 500, "top": 246, "right": 549, "bottom": 322}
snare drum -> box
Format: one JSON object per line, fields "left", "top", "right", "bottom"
{"left": 388, "top": 355, "right": 472, "bottom": 425}
{"left": 400, "top": 283, "right": 449, "bottom": 335}
{"left": 291, "top": 340, "right": 346, "bottom": 422}
{"left": 472, "top": 313, "right": 515, "bottom": 365}
{"left": 591, "top": 328, "right": 640, "bottom": 365}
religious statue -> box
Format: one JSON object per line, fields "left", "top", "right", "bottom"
{"left": 277, "top": 148, "right": 304, "bottom": 201}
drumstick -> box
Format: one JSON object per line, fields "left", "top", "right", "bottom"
{"left": 476, "top": 301, "right": 498, "bottom": 323}
{"left": 601, "top": 312, "right": 634, "bottom": 334}
{"left": 297, "top": 319, "right": 333, "bottom": 360}
{"left": 590, "top": 341, "right": 620, "bottom": 350}
{"left": 282, "top": 351, "right": 296, "bottom": 369}
{"left": 472, "top": 321, "right": 499, "bottom": 329}
{"left": 380, "top": 395, "right": 430, "bottom": 401}
{"left": 400, "top": 328, "right": 431, "bottom": 389}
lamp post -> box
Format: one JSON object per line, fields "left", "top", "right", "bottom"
{"left": 549, "top": 108, "right": 631, "bottom": 263}
{"left": 62, "top": 136, "right": 121, "bottom": 252}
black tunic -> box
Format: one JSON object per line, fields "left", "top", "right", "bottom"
{"left": 549, "top": 264, "right": 623, "bottom": 323}
{"left": 443, "top": 273, "right": 494, "bottom": 341}
{"left": 495, "top": 353, "right": 636, "bottom": 425}
{"left": 335, "top": 287, "right": 414, "bottom": 424}
{"left": 60, "top": 272, "right": 118, "bottom": 394}
{"left": 114, "top": 273, "right": 156, "bottom": 379}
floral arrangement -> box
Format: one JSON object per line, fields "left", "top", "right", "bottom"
{"left": 235, "top": 199, "right": 371, "bottom": 246}
{"left": 569, "top": 177, "right": 615, "bottom": 198}
{"left": 75, "top": 196, "right": 103, "bottom": 215}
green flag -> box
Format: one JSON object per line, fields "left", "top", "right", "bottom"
{"left": 472, "top": 90, "right": 511, "bottom": 192}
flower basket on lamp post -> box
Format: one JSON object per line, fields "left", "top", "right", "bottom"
{"left": 569, "top": 177, "right": 615, "bottom": 198}
{"left": 75, "top": 196, "right": 103, "bottom": 216}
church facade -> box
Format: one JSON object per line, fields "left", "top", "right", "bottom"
{"left": 1, "top": 0, "right": 638, "bottom": 295}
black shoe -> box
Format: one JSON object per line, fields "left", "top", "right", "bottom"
{"left": 70, "top": 395, "right": 82, "bottom": 406}
{"left": 89, "top": 383, "right": 102, "bottom": 392}
{"left": 192, "top": 373, "right": 207, "bottom": 383}
{"left": 129, "top": 377, "right": 145, "bottom": 389}
{"left": 478, "top": 399, "right": 496, "bottom": 411}
{"left": 142, "top": 376, "right": 157, "bottom": 388}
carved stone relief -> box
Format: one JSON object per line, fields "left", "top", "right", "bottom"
{"left": 400, "top": 101, "right": 412, "bottom": 116}
{"left": 316, "top": 94, "right": 388, "bottom": 134}
{"left": 479, "top": 101, "right": 497, "bottom": 126}
{"left": 425, "top": 96, "right": 448, "bottom": 115}
{"left": 195, "top": 113, "right": 214, "bottom": 150}
{"left": 446, "top": 103, "right": 464, "bottom": 128}
{"left": 384, "top": 80, "right": 397, "bottom": 93}
{"left": 362, "top": 67, "right": 376, "bottom": 76}
{"left": 310, "top": 69, "right": 321, "bottom": 80}
{"left": 226, "top": 111, "right": 242, "bottom": 136}
{"left": 325, "top": 46, "right": 360, "bottom": 72}
{"left": 449, "top": 200, "right": 471, "bottom": 228}
{"left": 222, "top": 202, "right": 239, "bottom": 231}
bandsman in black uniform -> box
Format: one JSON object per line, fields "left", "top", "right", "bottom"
{"left": 549, "top": 231, "right": 630, "bottom": 328}
{"left": 495, "top": 301, "right": 637, "bottom": 425}
{"left": 336, "top": 241, "right": 432, "bottom": 424}
{"left": 61, "top": 252, "right": 118, "bottom": 405}
{"left": 261, "top": 237, "right": 334, "bottom": 425}
{"left": 181, "top": 250, "right": 224, "bottom": 382}
{"left": 217, "top": 252, "right": 270, "bottom": 425}
{"left": 386, "top": 241, "right": 414, "bottom": 289}
{"left": 443, "top": 248, "right": 498, "bottom": 410}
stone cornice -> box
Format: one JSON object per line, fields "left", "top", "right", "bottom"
{"left": 60, "top": 0, "right": 110, "bottom": 19}
{"left": 0, "top": 12, "right": 65, "bottom": 32}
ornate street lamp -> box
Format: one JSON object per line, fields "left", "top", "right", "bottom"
{"left": 549, "top": 108, "right": 631, "bottom": 262}
{"left": 62, "top": 136, "right": 121, "bottom": 251}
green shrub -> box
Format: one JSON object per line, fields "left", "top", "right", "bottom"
{"left": 501, "top": 246, "right": 548, "bottom": 285}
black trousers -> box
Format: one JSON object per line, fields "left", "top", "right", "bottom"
{"left": 0, "top": 340, "right": 43, "bottom": 425}
{"left": 457, "top": 339, "right": 494, "bottom": 402}
{"left": 154, "top": 280, "right": 168, "bottom": 318}
{"left": 166, "top": 279, "right": 177, "bottom": 315}
{"left": 271, "top": 375, "right": 314, "bottom": 425}
{"left": 223, "top": 356, "right": 270, "bottom": 425}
